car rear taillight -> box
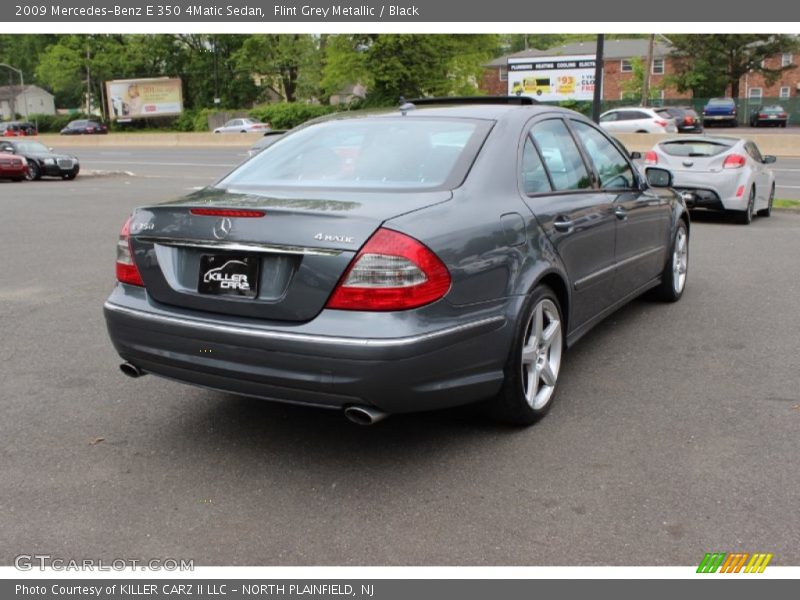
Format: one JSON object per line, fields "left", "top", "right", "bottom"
{"left": 723, "top": 154, "right": 747, "bottom": 169}
{"left": 683, "top": 115, "right": 694, "bottom": 124}
{"left": 326, "top": 228, "right": 451, "bottom": 311}
{"left": 644, "top": 151, "right": 658, "bottom": 165}
{"left": 779, "top": 113, "right": 787, "bottom": 118}
{"left": 116, "top": 215, "right": 144, "bottom": 286}
{"left": 654, "top": 119, "right": 668, "bottom": 127}
{"left": 759, "top": 113, "right": 768, "bottom": 119}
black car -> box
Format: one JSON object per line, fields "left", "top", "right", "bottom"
{"left": 104, "top": 97, "right": 690, "bottom": 426}
{"left": 749, "top": 105, "right": 789, "bottom": 128}
{"left": 0, "top": 139, "right": 80, "bottom": 180}
{"left": 60, "top": 119, "right": 108, "bottom": 135}
{"left": 661, "top": 106, "right": 703, "bottom": 133}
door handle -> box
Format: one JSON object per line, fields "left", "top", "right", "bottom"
{"left": 614, "top": 206, "right": 628, "bottom": 220}
{"left": 553, "top": 218, "right": 574, "bottom": 233}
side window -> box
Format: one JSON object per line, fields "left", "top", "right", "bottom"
{"left": 521, "top": 136, "right": 552, "bottom": 195}
{"left": 571, "top": 121, "right": 635, "bottom": 190}
{"left": 600, "top": 112, "right": 617, "bottom": 123}
{"left": 629, "top": 111, "right": 650, "bottom": 120}
{"left": 531, "top": 119, "right": 592, "bottom": 191}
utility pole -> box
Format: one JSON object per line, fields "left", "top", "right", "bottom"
{"left": 641, "top": 34, "right": 655, "bottom": 106}
{"left": 592, "top": 34, "right": 604, "bottom": 123}
{"left": 86, "top": 46, "right": 92, "bottom": 115}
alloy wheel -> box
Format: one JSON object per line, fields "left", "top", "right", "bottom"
{"left": 672, "top": 227, "right": 688, "bottom": 294}
{"left": 520, "top": 298, "right": 563, "bottom": 410}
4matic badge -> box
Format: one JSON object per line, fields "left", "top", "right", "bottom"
{"left": 314, "top": 233, "right": 355, "bottom": 244}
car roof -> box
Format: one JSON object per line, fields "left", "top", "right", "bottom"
{"left": 659, "top": 135, "right": 742, "bottom": 145}
{"left": 317, "top": 103, "right": 586, "bottom": 124}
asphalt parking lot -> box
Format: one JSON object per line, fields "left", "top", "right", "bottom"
{"left": 1, "top": 148, "right": 799, "bottom": 566}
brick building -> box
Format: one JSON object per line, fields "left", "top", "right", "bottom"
{"left": 482, "top": 38, "right": 799, "bottom": 103}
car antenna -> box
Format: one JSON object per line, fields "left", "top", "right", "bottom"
{"left": 399, "top": 96, "right": 416, "bottom": 115}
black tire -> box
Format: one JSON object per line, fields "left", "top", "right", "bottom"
{"left": 736, "top": 187, "right": 755, "bottom": 225}
{"left": 490, "top": 284, "right": 565, "bottom": 426}
{"left": 62, "top": 167, "right": 79, "bottom": 180}
{"left": 635, "top": 130, "right": 648, "bottom": 133}
{"left": 653, "top": 220, "right": 689, "bottom": 302}
{"left": 757, "top": 184, "right": 774, "bottom": 217}
{"left": 25, "top": 161, "right": 41, "bottom": 181}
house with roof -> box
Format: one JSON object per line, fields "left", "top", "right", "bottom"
{"left": 0, "top": 84, "right": 56, "bottom": 120}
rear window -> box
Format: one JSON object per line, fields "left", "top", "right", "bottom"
{"left": 655, "top": 109, "right": 673, "bottom": 119}
{"left": 660, "top": 140, "right": 734, "bottom": 157}
{"left": 708, "top": 98, "right": 734, "bottom": 106}
{"left": 761, "top": 106, "right": 785, "bottom": 113}
{"left": 219, "top": 117, "right": 488, "bottom": 190}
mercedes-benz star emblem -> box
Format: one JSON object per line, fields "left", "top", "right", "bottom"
{"left": 212, "top": 217, "right": 233, "bottom": 240}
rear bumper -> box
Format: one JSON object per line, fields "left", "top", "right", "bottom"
{"left": 671, "top": 170, "right": 750, "bottom": 211}
{"left": 103, "top": 285, "right": 513, "bottom": 414}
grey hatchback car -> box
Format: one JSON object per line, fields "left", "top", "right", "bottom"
{"left": 104, "top": 98, "right": 689, "bottom": 426}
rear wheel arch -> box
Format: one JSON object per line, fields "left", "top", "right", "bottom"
{"left": 534, "top": 272, "right": 570, "bottom": 342}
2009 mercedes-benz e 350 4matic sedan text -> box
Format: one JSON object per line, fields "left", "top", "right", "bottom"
{"left": 104, "top": 97, "right": 690, "bottom": 426}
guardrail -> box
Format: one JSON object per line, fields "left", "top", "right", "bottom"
{"left": 28, "top": 131, "right": 800, "bottom": 157}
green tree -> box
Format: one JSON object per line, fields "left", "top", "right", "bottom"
{"left": 322, "top": 34, "right": 499, "bottom": 104}
{"left": 235, "top": 34, "right": 322, "bottom": 102}
{"left": 669, "top": 34, "right": 799, "bottom": 98}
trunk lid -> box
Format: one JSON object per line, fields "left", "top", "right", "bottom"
{"left": 128, "top": 186, "right": 451, "bottom": 322}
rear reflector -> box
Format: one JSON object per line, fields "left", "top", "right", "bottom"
{"left": 326, "top": 228, "right": 451, "bottom": 311}
{"left": 723, "top": 154, "right": 747, "bottom": 169}
{"left": 736, "top": 185, "right": 745, "bottom": 197}
{"left": 116, "top": 215, "right": 144, "bottom": 287}
{"left": 644, "top": 151, "right": 658, "bottom": 165}
{"left": 190, "top": 208, "right": 265, "bottom": 217}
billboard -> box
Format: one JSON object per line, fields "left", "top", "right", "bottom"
{"left": 105, "top": 77, "right": 183, "bottom": 120}
{"left": 507, "top": 55, "right": 596, "bottom": 102}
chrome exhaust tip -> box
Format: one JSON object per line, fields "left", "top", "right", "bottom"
{"left": 344, "top": 405, "right": 389, "bottom": 426}
{"left": 119, "top": 362, "right": 146, "bottom": 378}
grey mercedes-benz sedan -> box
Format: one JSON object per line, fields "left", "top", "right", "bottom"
{"left": 104, "top": 98, "right": 689, "bottom": 425}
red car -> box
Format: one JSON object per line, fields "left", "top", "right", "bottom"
{"left": 0, "top": 152, "right": 28, "bottom": 181}
{"left": 0, "top": 121, "right": 38, "bottom": 136}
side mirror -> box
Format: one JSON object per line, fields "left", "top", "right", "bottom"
{"left": 645, "top": 167, "right": 673, "bottom": 188}
{"left": 763, "top": 155, "right": 776, "bottom": 164}
{"left": 629, "top": 151, "right": 642, "bottom": 160}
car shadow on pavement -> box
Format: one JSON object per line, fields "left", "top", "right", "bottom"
{"left": 148, "top": 295, "right": 661, "bottom": 471}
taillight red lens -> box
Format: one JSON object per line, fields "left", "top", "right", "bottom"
{"left": 684, "top": 116, "right": 694, "bottom": 124}
{"left": 644, "top": 151, "right": 658, "bottom": 165}
{"left": 326, "top": 228, "right": 451, "bottom": 311}
{"left": 190, "top": 208, "right": 265, "bottom": 217}
{"left": 779, "top": 113, "right": 787, "bottom": 118}
{"left": 723, "top": 154, "right": 747, "bottom": 169}
{"left": 654, "top": 119, "right": 668, "bottom": 127}
{"left": 116, "top": 216, "right": 144, "bottom": 286}
{"left": 759, "top": 113, "right": 768, "bottom": 119}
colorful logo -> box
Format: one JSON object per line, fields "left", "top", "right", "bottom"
{"left": 697, "top": 552, "right": 773, "bottom": 573}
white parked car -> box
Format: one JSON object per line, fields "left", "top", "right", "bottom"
{"left": 599, "top": 107, "right": 678, "bottom": 134}
{"left": 213, "top": 118, "right": 271, "bottom": 134}
{"left": 645, "top": 136, "right": 776, "bottom": 224}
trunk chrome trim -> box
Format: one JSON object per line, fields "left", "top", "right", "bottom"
{"left": 103, "top": 301, "right": 506, "bottom": 349}
{"left": 136, "top": 236, "right": 344, "bottom": 257}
